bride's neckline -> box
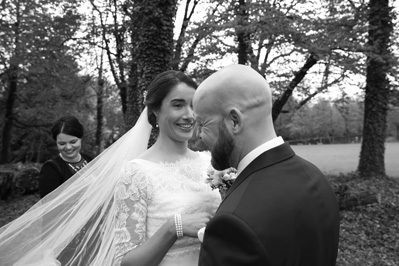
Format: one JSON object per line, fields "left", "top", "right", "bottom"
{"left": 134, "top": 151, "right": 202, "bottom": 165}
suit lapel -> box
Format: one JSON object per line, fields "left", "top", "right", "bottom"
{"left": 222, "top": 143, "right": 295, "bottom": 202}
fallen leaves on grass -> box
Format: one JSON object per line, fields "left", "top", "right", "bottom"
{"left": 329, "top": 173, "right": 399, "bottom": 266}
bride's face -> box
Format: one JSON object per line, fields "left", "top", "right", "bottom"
{"left": 156, "top": 83, "right": 196, "bottom": 142}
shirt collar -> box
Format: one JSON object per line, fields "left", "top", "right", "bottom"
{"left": 236, "top": 136, "right": 284, "bottom": 176}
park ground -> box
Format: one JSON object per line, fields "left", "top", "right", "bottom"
{"left": 1, "top": 143, "right": 398, "bottom": 265}
{"left": 292, "top": 142, "right": 399, "bottom": 178}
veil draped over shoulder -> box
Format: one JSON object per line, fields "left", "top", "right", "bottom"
{"left": 0, "top": 108, "right": 152, "bottom": 266}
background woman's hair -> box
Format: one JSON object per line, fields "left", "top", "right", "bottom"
{"left": 144, "top": 70, "right": 198, "bottom": 128}
{"left": 51, "top": 116, "right": 84, "bottom": 140}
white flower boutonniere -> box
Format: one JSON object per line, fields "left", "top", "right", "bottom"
{"left": 206, "top": 166, "right": 237, "bottom": 199}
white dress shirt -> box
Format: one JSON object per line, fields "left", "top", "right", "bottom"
{"left": 236, "top": 136, "right": 284, "bottom": 176}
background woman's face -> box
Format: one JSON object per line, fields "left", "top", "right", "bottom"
{"left": 56, "top": 133, "right": 82, "bottom": 161}
{"left": 157, "top": 83, "right": 195, "bottom": 142}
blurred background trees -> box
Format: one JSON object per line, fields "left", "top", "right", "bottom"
{"left": 0, "top": 0, "right": 398, "bottom": 177}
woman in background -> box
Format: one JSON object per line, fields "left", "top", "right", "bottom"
{"left": 38, "top": 116, "right": 91, "bottom": 198}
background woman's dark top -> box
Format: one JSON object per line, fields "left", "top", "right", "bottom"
{"left": 38, "top": 154, "right": 91, "bottom": 198}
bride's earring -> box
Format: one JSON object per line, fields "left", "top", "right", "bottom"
{"left": 153, "top": 112, "right": 159, "bottom": 128}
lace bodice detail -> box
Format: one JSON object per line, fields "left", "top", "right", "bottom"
{"left": 113, "top": 152, "right": 221, "bottom": 266}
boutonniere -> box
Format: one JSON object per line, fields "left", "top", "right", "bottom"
{"left": 206, "top": 167, "right": 237, "bottom": 199}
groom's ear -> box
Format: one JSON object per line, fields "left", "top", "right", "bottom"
{"left": 228, "top": 108, "right": 243, "bottom": 134}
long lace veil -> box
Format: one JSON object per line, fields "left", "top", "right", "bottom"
{"left": 0, "top": 108, "right": 152, "bottom": 266}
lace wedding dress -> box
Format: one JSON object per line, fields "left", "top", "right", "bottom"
{"left": 113, "top": 151, "right": 221, "bottom": 266}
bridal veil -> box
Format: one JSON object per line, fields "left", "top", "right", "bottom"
{"left": 0, "top": 108, "right": 152, "bottom": 266}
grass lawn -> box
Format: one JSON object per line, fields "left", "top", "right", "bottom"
{"left": 291, "top": 142, "right": 399, "bottom": 178}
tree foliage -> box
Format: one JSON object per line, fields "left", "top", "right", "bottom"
{"left": 277, "top": 96, "right": 362, "bottom": 143}
{"left": 0, "top": 0, "right": 95, "bottom": 163}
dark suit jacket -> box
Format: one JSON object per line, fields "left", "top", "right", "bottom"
{"left": 199, "top": 143, "right": 340, "bottom": 266}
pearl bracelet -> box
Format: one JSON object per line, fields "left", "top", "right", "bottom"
{"left": 174, "top": 214, "right": 183, "bottom": 239}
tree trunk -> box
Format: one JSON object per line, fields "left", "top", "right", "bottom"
{"left": 0, "top": 170, "right": 15, "bottom": 200}
{"left": 358, "top": 0, "right": 393, "bottom": 178}
{"left": 1, "top": 2, "right": 20, "bottom": 164}
{"left": 125, "top": 0, "right": 177, "bottom": 128}
{"left": 96, "top": 78, "right": 104, "bottom": 154}
{"left": 272, "top": 53, "right": 319, "bottom": 121}
{"left": 234, "top": 0, "right": 252, "bottom": 65}
{"left": 126, "top": 62, "right": 141, "bottom": 128}
{"left": 0, "top": 65, "right": 18, "bottom": 164}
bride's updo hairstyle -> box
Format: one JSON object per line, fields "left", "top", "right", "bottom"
{"left": 144, "top": 70, "right": 198, "bottom": 128}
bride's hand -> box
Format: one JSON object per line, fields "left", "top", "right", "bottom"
{"left": 181, "top": 212, "right": 212, "bottom": 238}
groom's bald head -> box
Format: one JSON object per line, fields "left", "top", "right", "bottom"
{"left": 193, "top": 64, "right": 273, "bottom": 120}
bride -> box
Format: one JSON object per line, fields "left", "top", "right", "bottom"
{"left": 0, "top": 70, "right": 221, "bottom": 266}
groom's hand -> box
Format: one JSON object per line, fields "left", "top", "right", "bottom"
{"left": 181, "top": 212, "right": 212, "bottom": 238}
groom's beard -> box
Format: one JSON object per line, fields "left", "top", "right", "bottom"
{"left": 211, "top": 121, "right": 235, "bottom": 171}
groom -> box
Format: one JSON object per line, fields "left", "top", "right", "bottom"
{"left": 193, "top": 65, "right": 340, "bottom": 266}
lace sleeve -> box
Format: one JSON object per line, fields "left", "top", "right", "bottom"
{"left": 113, "top": 162, "right": 152, "bottom": 264}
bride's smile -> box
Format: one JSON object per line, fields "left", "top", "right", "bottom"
{"left": 176, "top": 122, "right": 194, "bottom": 130}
